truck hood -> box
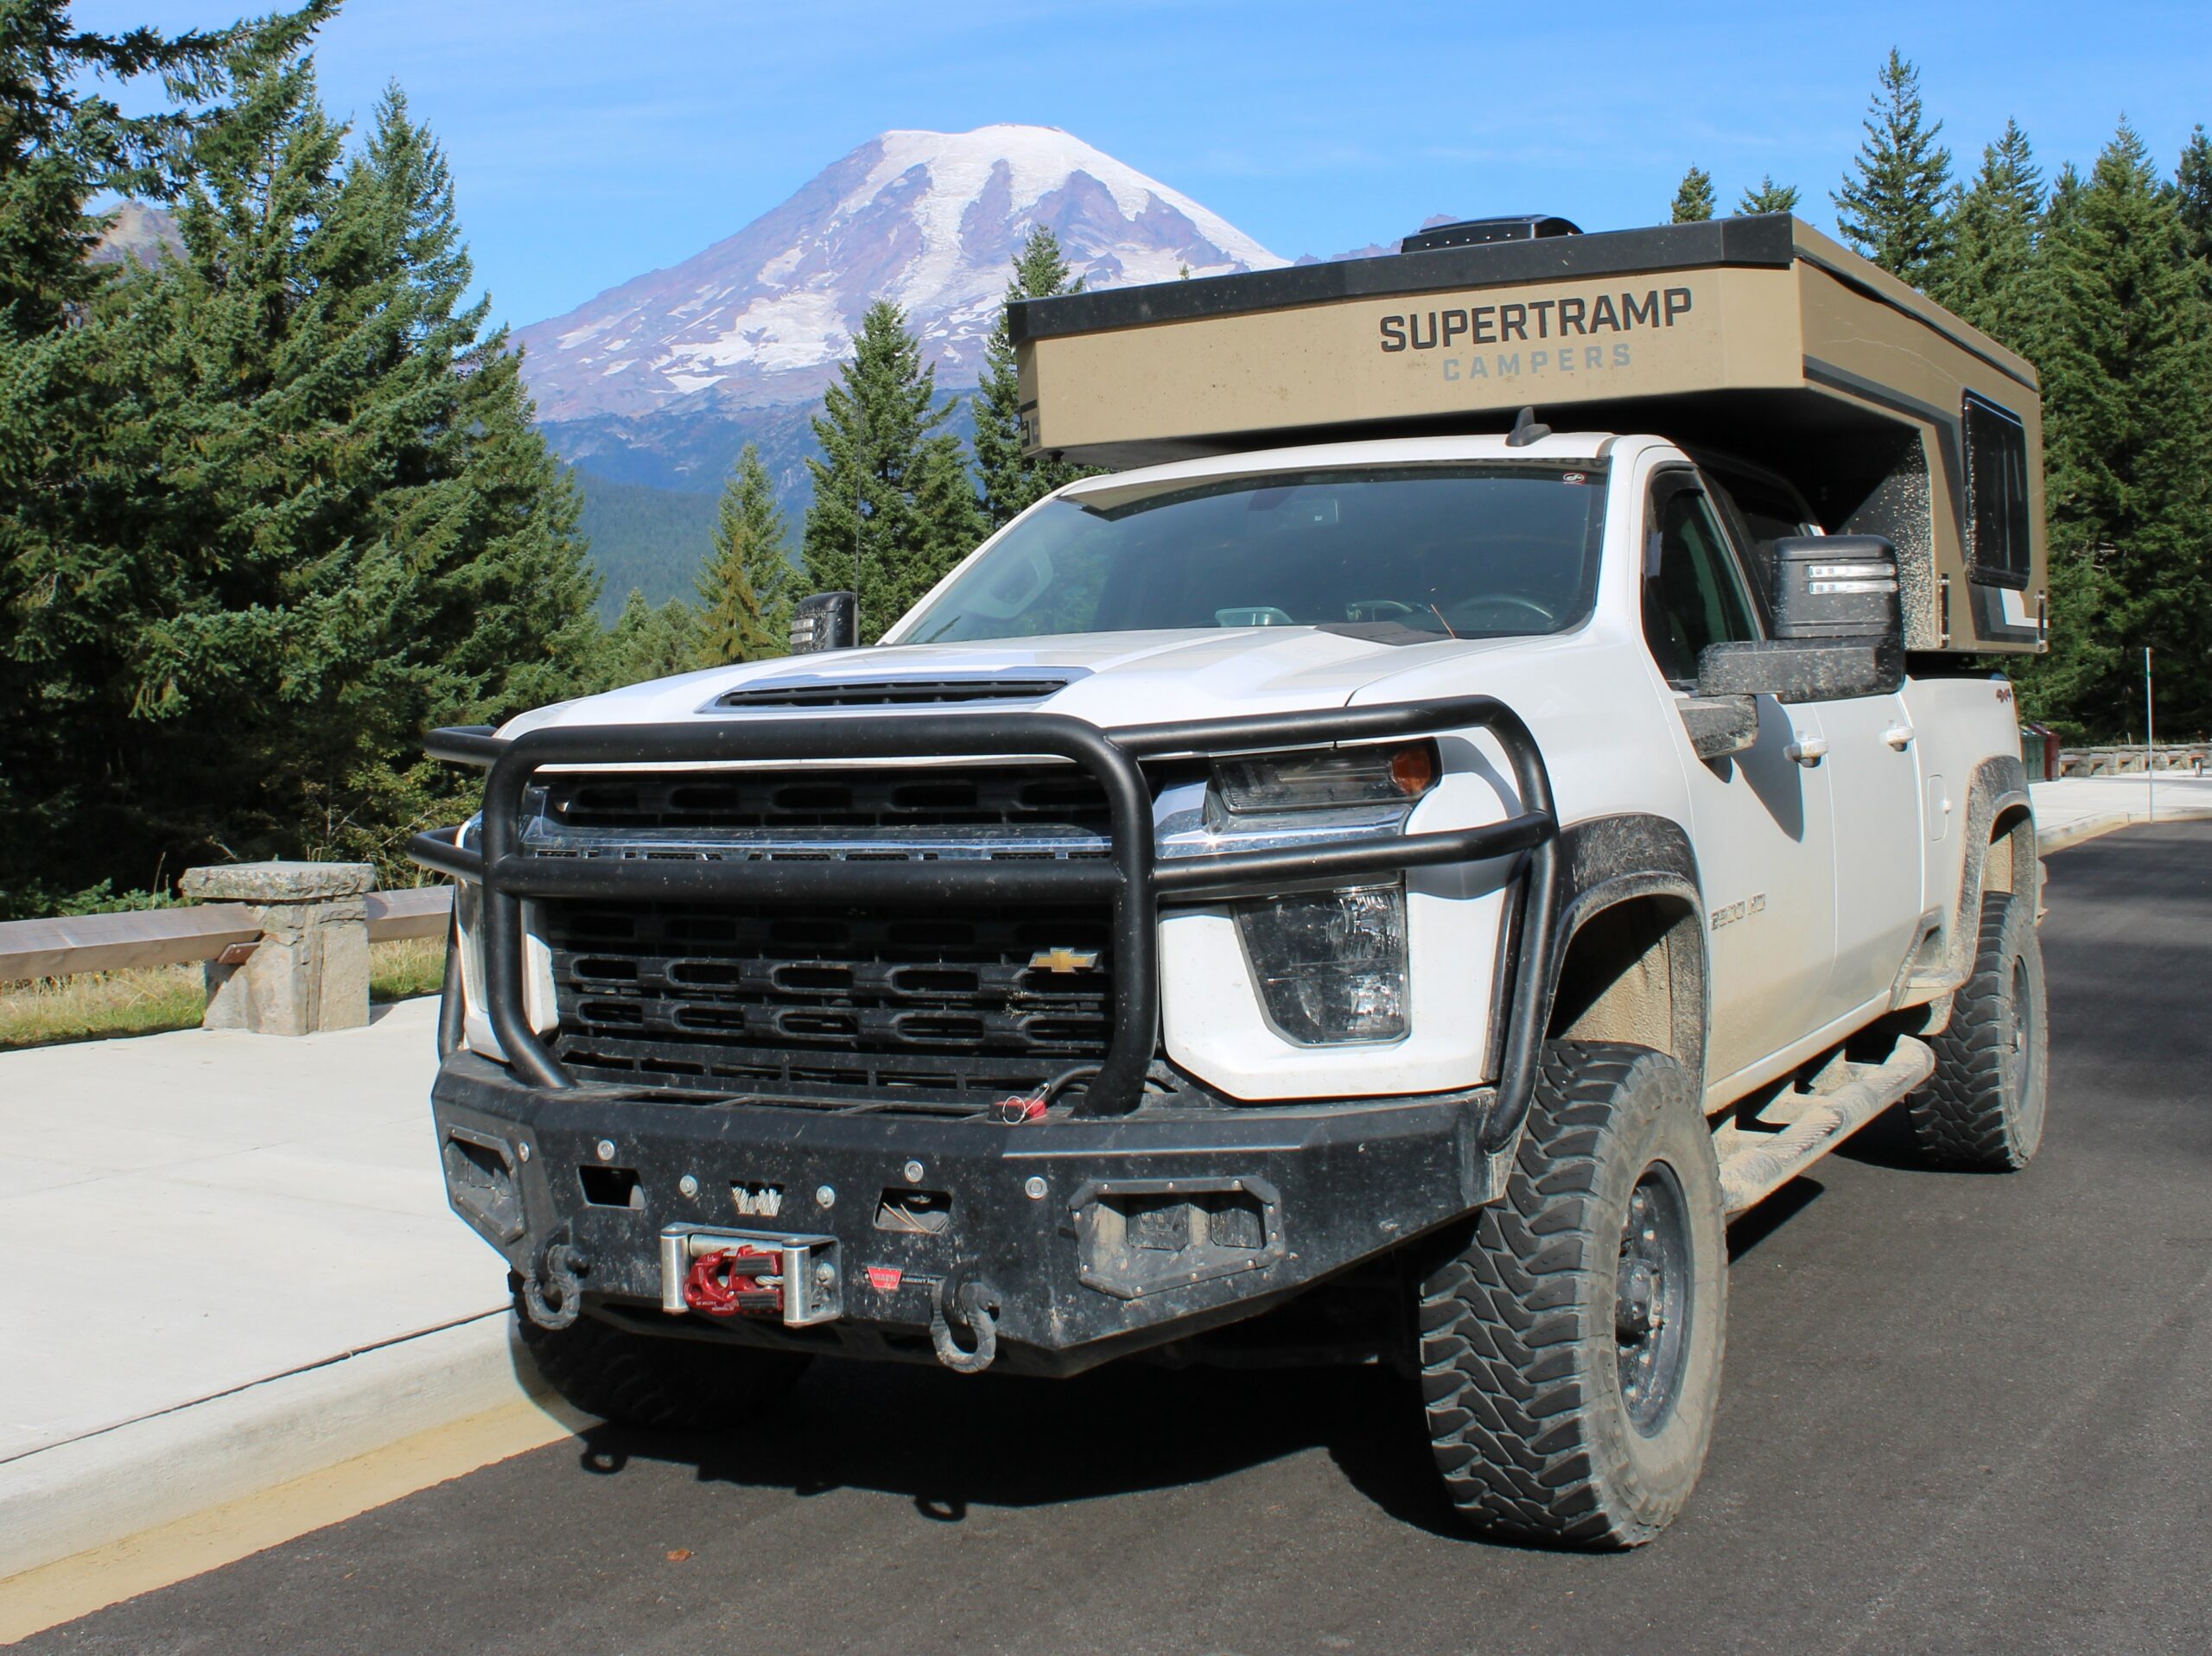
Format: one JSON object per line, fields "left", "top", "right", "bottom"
{"left": 501, "top": 627, "right": 1531, "bottom": 738}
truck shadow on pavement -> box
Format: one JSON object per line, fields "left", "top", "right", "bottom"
{"left": 570, "top": 1355, "right": 1479, "bottom": 1539}
{"left": 560, "top": 1164, "right": 1845, "bottom": 1545}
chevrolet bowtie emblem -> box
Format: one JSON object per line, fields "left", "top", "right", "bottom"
{"left": 1028, "top": 947, "right": 1100, "bottom": 974}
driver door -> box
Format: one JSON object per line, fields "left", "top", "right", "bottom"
{"left": 1643, "top": 470, "right": 1836, "bottom": 1086}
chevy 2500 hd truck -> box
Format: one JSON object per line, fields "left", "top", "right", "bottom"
{"left": 414, "top": 213, "right": 2049, "bottom": 1546}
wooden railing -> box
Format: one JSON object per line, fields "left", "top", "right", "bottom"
{"left": 0, "top": 885, "right": 450, "bottom": 984}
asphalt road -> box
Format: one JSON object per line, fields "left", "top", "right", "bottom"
{"left": 29, "top": 822, "right": 2212, "bottom": 1656}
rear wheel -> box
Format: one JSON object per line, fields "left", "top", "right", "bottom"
{"left": 1414, "top": 1042, "right": 1727, "bottom": 1548}
{"left": 517, "top": 1294, "right": 811, "bottom": 1431}
{"left": 1909, "top": 889, "right": 2047, "bottom": 1171}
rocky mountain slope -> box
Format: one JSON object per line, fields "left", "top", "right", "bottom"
{"left": 513, "top": 124, "right": 1285, "bottom": 430}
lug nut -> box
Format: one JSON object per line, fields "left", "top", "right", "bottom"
{"left": 1024, "top": 1176, "right": 1048, "bottom": 1201}
{"left": 903, "top": 1160, "right": 925, "bottom": 1183}
{"left": 594, "top": 1139, "right": 616, "bottom": 1162}
{"left": 815, "top": 1184, "right": 836, "bottom": 1209}
{"left": 678, "top": 1174, "right": 699, "bottom": 1199}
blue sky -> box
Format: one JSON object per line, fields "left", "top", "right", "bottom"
{"left": 79, "top": 1, "right": 2212, "bottom": 330}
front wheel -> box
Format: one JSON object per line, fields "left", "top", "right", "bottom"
{"left": 1414, "top": 1042, "right": 1727, "bottom": 1547}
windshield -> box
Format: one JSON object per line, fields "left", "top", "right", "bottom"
{"left": 894, "top": 466, "right": 1608, "bottom": 645}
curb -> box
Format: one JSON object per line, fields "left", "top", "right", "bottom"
{"left": 2037, "top": 813, "right": 2135, "bottom": 853}
{"left": 0, "top": 1311, "right": 563, "bottom": 1587}
{"left": 2039, "top": 808, "right": 2212, "bottom": 854}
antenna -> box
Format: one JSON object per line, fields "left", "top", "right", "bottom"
{"left": 1506, "top": 407, "right": 1551, "bottom": 447}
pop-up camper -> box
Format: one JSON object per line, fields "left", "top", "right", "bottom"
{"left": 1012, "top": 213, "right": 2044, "bottom": 656}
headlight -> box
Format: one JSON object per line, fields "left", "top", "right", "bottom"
{"left": 1213, "top": 741, "right": 1437, "bottom": 814}
{"left": 1235, "top": 882, "right": 1408, "bottom": 1044}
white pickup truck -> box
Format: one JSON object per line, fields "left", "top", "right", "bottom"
{"left": 415, "top": 213, "right": 2049, "bottom": 1547}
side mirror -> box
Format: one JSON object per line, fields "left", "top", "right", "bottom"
{"left": 1695, "top": 536, "right": 1904, "bottom": 704}
{"left": 789, "top": 591, "right": 858, "bottom": 655}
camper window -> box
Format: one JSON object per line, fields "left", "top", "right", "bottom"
{"left": 1964, "top": 391, "right": 2031, "bottom": 589}
{"left": 1643, "top": 475, "right": 1761, "bottom": 687}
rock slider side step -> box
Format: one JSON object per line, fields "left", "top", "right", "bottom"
{"left": 1717, "top": 1037, "right": 1936, "bottom": 1216}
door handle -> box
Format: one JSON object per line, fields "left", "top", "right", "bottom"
{"left": 1882, "top": 725, "right": 1916, "bottom": 750}
{"left": 1784, "top": 737, "right": 1827, "bottom": 768}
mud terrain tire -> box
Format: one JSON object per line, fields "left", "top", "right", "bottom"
{"left": 1416, "top": 1041, "right": 1727, "bottom": 1548}
{"left": 517, "top": 1295, "right": 811, "bottom": 1431}
{"left": 1909, "top": 889, "right": 2048, "bottom": 1171}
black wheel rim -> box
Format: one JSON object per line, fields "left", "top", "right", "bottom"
{"left": 1617, "top": 1163, "right": 1693, "bottom": 1435}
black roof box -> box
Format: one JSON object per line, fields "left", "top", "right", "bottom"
{"left": 1399, "top": 214, "right": 1581, "bottom": 253}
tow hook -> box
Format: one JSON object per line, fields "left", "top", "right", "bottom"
{"left": 929, "top": 1272, "right": 1002, "bottom": 1374}
{"left": 683, "top": 1246, "right": 784, "bottom": 1317}
{"left": 520, "top": 1232, "right": 589, "bottom": 1330}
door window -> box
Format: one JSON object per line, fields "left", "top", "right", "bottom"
{"left": 1643, "top": 478, "right": 1760, "bottom": 685}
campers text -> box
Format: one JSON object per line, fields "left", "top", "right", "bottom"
{"left": 1378, "top": 286, "right": 1694, "bottom": 352}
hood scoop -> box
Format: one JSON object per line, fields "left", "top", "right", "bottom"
{"left": 709, "top": 674, "right": 1077, "bottom": 710}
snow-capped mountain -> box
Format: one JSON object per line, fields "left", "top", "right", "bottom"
{"left": 513, "top": 124, "right": 1285, "bottom": 423}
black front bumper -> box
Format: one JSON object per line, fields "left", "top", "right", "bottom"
{"left": 435, "top": 1051, "right": 1505, "bottom": 1375}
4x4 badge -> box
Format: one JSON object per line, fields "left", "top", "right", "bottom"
{"left": 1029, "top": 948, "right": 1100, "bottom": 974}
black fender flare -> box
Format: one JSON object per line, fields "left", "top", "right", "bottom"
{"left": 1521, "top": 814, "right": 1711, "bottom": 1092}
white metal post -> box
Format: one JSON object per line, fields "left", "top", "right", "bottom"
{"left": 2145, "top": 646, "right": 2156, "bottom": 823}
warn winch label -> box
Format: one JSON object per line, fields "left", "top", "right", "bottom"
{"left": 731, "top": 1183, "right": 785, "bottom": 1218}
{"left": 865, "top": 1266, "right": 904, "bottom": 1293}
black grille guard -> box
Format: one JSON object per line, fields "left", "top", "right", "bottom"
{"left": 409, "top": 697, "right": 1558, "bottom": 1151}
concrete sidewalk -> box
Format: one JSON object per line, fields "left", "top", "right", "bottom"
{"left": 0, "top": 999, "right": 563, "bottom": 1594}
{"left": 2030, "top": 774, "right": 2212, "bottom": 848}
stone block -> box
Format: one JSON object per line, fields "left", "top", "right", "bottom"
{"left": 180, "top": 863, "right": 376, "bottom": 1035}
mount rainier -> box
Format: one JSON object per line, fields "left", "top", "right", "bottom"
{"left": 514, "top": 124, "right": 1285, "bottom": 429}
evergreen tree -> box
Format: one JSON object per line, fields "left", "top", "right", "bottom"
{"left": 1833, "top": 48, "right": 1954, "bottom": 287}
{"left": 694, "top": 443, "right": 792, "bottom": 664}
{"left": 0, "top": 3, "right": 332, "bottom": 913}
{"left": 2173, "top": 124, "right": 2212, "bottom": 270}
{"left": 973, "top": 226, "right": 1094, "bottom": 530}
{"left": 599, "top": 589, "right": 699, "bottom": 687}
{"left": 1737, "top": 175, "right": 1801, "bottom": 215}
{"left": 2017, "top": 123, "right": 2212, "bottom": 735}
{"left": 1, "top": 49, "right": 600, "bottom": 900}
{"left": 1939, "top": 119, "right": 2044, "bottom": 350}
{"left": 802, "top": 300, "right": 983, "bottom": 644}
{"left": 0, "top": 2, "right": 326, "bottom": 337}
{"left": 1670, "top": 166, "right": 1715, "bottom": 223}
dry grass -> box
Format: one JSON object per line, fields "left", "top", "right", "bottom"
{"left": 369, "top": 935, "right": 447, "bottom": 1003}
{"left": 0, "top": 936, "right": 448, "bottom": 1052}
{"left": 0, "top": 961, "right": 207, "bottom": 1050}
